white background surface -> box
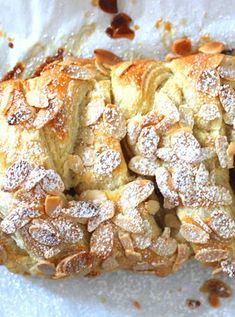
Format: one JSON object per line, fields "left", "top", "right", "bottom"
{"left": 0, "top": 0, "right": 235, "bottom": 316}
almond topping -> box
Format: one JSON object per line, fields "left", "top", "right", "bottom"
{"left": 195, "top": 248, "right": 229, "bottom": 263}
{"left": 94, "top": 149, "right": 121, "bottom": 176}
{"left": 56, "top": 252, "right": 92, "bottom": 276}
{"left": 218, "top": 55, "right": 235, "bottom": 80}
{"left": 179, "top": 223, "right": 210, "bottom": 244}
{"left": 94, "top": 49, "right": 122, "bottom": 65}
{"left": 64, "top": 201, "right": 99, "bottom": 219}
{"left": 29, "top": 221, "right": 61, "bottom": 246}
{"left": 79, "top": 190, "right": 107, "bottom": 202}
{"left": 198, "top": 104, "right": 220, "bottom": 121}
{"left": 128, "top": 156, "right": 159, "bottom": 176}
{"left": 197, "top": 69, "right": 220, "bottom": 97}
{"left": 114, "top": 208, "right": 145, "bottom": 234}
{"left": 88, "top": 200, "right": 115, "bottom": 232}
{"left": 171, "top": 38, "right": 192, "bottom": 56}
{"left": 41, "top": 169, "right": 65, "bottom": 195}
{"left": 151, "top": 228, "right": 177, "bottom": 256}
{"left": 215, "top": 136, "right": 233, "bottom": 168}
{"left": 45, "top": 195, "right": 63, "bottom": 218}
{"left": 51, "top": 217, "right": 84, "bottom": 244}
{"left": 33, "top": 261, "right": 56, "bottom": 275}
{"left": 84, "top": 99, "right": 105, "bottom": 126}
{"left": 25, "top": 90, "right": 49, "bottom": 108}
{"left": 199, "top": 41, "right": 224, "bottom": 54}
{"left": 103, "top": 104, "right": 126, "bottom": 140}
{"left": 137, "top": 126, "right": 160, "bottom": 157}
{"left": 209, "top": 210, "right": 235, "bottom": 239}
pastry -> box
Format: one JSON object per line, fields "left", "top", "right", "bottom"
{"left": 0, "top": 47, "right": 234, "bottom": 278}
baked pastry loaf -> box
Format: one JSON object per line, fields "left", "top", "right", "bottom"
{"left": 0, "top": 51, "right": 234, "bottom": 278}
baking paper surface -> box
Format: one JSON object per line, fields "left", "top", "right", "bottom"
{"left": 0, "top": 0, "right": 235, "bottom": 316}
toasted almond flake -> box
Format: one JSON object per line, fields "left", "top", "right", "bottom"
{"left": 172, "top": 162, "right": 195, "bottom": 194}
{"left": 103, "top": 104, "right": 126, "bottom": 140}
{"left": 79, "top": 190, "right": 107, "bottom": 202}
{"left": 101, "top": 256, "right": 119, "bottom": 271}
{"left": 23, "top": 166, "right": 47, "bottom": 191}
{"left": 195, "top": 248, "right": 229, "bottom": 263}
{"left": 0, "top": 245, "right": 7, "bottom": 265}
{"left": 155, "top": 92, "right": 180, "bottom": 122}
{"left": 113, "top": 208, "right": 145, "bottom": 233}
{"left": 128, "top": 156, "right": 159, "bottom": 176}
{"left": 179, "top": 223, "right": 210, "bottom": 244}
{"left": 198, "top": 104, "right": 220, "bottom": 121}
{"left": 179, "top": 106, "right": 194, "bottom": 128}
{"left": 218, "top": 55, "right": 235, "bottom": 80}
{"left": 64, "top": 201, "right": 98, "bottom": 218}
{"left": 1, "top": 204, "right": 42, "bottom": 234}
{"left": 88, "top": 200, "right": 115, "bottom": 232}
{"left": 171, "top": 38, "right": 192, "bottom": 55}
{"left": 25, "top": 90, "right": 49, "bottom": 108}
{"left": 0, "top": 85, "right": 14, "bottom": 114}
{"left": 209, "top": 210, "right": 235, "bottom": 239}
{"left": 172, "top": 243, "right": 190, "bottom": 272}
{"left": 56, "top": 251, "right": 92, "bottom": 276}
{"left": 51, "top": 217, "right": 84, "bottom": 244}
{"left": 151, "top": 228, "right": 177, "bottom": 256}
{"left": 199, "top": 41, "right": 224, "bottom": 54}
{"left": 145, "top": 200, "right": 160, "bottom": 215}
{"left": 132, "top": 218, "right": 156, "bottom": 249}
{"left": 155, "top": 167, "right": 179, "bottom": 208}
{"left": 90, "top": 222, "right": 114, "bottom": 260}
{"left": 45, "top": 195, "right": 63, "bottom": 218}
{"left": 79, "top": 147, "right": 95, "bottom": 167}
{"left": 137, "top": 126, "right": 159, "bottom": 158}
{"left": 29, "top": 221, "right": 61, "bottom": 246}
{"left": 41, "top": 169, "right": 65, "bottom": 195}
{"left": 33, "top": 261, "right": 56, "bottom": 275}
{"left": 125, "top": 249, "right": 142, "bottom": 262}
{"left": 118, "top": 231, "right": 134, "bottom": 251}
{"left": 195, "top": 163, "right": 210, "bottom": 186}
{"left": 156, "top": 147, "right": 178, "bottom": 162}
{"left": 1, "top": 160, "right": 32, "bottom": 192}
{"left": 219, "top": 84, "right": 235, "bottom": 118}
{"left": 171, "top": 131, "right": 201, "bottom": 163}
{"left": 197, "top": 69, "right": 220, "bottom": 96}
{"left": 66, "top": 155, "right": 83, "bottom": 173}
{"left": 221, "top": 259, "right": 235, "bottom": 277}
{"left": 84, "top": 99, "right": 105, "bottom": 126}
{"left": 215, "top": 136, "right": 233, "bottom": 168}
{"left": 126, "top": 118, "right": 142, "bottom": 147}
{"left": 192, "top": 215, "right": 212, "bottom": 234}
{"left": 94, "top": 49, "right": 122, "bottom": 65}
{"left": 94, "top": 149, "right": 121, "bottom": 176}
{"left": 119, "top": 179, "right": 154, "bottom": 210}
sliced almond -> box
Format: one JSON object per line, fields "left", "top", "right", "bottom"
{"left": 199, "top": 41, "right": 224, "bottom": 54}
{"left": 172, "top": 243, "right": 190, "bottom": 272}
{"left": 90, "top": 222, "right": 114, "bottom": 260}
{"left": 219, "top": 84, "right": 235, "bottom": 118}
{"left": 88, "top": 200, "right": 115, "bottom": 232}
{"left": 33, "top": 261, "right": 56, "bottom": 275}
{"left": 137, "top": 126, "right": 160, "bottom": 158}
{"left": 113, "top": 208, "right": 145, "bottom": 234}
{"left": 64, "top": 200, "right": 99, "bottom": 219}
{"left": 119, "top": 179, "right": 154, "bottom": 210}
{"left": 103, "top": 104, "right": 126, "bottom": 140}
{"left": 195, "top": 247, "right": 229, "bottom": 263}
{"left": 151, "top": 228, "right": 178, "bottom": 256}
{"left": 45, "top": 195, "right": 63, "bottom": 218}
{"left": 128, "top": 156, "right": 159, "bottom": 176}
{"left": 221, "top": 259, "right": 235, "bottom": 277}
{"left": 197, "top": 69, "right": 220, "bottom": 97}
{"left": 79, "top": 189, "right": 107, "bottom": 202}
{"left": 23, "top": 166, "right": 47, "bottom": 191}
{"left": 29, "top": 221, "right": 61, "bottom": 246}
{"left": 56, "top": 251, "right": 92, "bottom": 276}
{"left": 94, "top": 149, "right": 121, "bottom": 176}
{"left": 209, "top": 210, "right": 235, "bottom": 239}
{"left": 25, "top": 90, "right": 49, "bottom": 108}
{"left": 218, "top": 55, "right": 235, "bottom": 81}
{"left": 41, "top": 169, "right": 65, "bottom": 195}
{"left": 101, "top": 256, "right": 119, "bottom": 271}
{"left": 94, "top": 49, "right": 122, "bottom": 65}
{"left": 198, "top": 104, "right": 220, "bottom": 121}
{"left": 179, "top": 223, "right": 210, "bottom": 244}
{"left": 83, "top": 99, "right": 105, "bottom": 126}
{"left": 171, "top": 38, "right": 192, "bottom": 55}
{"left": 79, "top": 147, "right": 95, "bottom": 167}
{"left": 51, "top": 217, "right": 84, "bottom": 244}
{"left": 215, "top": 136, "right": 233, "bottom": 168}
{"left": 155, "top": 92, "right": 180, "bottom": 123}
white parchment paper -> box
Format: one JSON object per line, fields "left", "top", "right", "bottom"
{"left": 0, "top": 1, "right": 235, "bottom": 316}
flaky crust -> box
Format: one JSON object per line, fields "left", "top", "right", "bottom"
{"left": 0, "top": 52, "right": 234, "bottom": 278}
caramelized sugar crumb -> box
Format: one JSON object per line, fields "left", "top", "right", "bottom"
{"left": 133, "top": 300, "right": 141, "bottom": 310}
{"left": 1, "top": 62, "right": 25, "bottom": 81}
{"left": 186, "top": 299, "right": 201, "bottom": 309}
{"left": 98, "top": 0, "right": 118, "bottom": 14}
{"left": 8, "top": 42, "right": 14, "bottom": 49}
{"left": 106, "top": 13, "right": 135, "bottom": 40}
{"left": 171, "top": 38, "right": 192, "bottom": 56}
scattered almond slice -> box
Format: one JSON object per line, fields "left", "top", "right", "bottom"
{"left": 221, "top": 259, "right": 235, "bottom": 277}
{"left": 56, "top": 251, "right": 92, "bottom": 276}
{"left": 83, "top": 99, "right": 105, "bottom": 126}
{"left": 172, "top": 243, "right": 190, "bottom": 272}
{"left": 23, "top": 166, "right": 47, "bottom": 191}
{"left": 215, "top": 136, "right": 233, "bottom": 168}
{"left": 51, "top": 217, "right": 84, "bottom": 244}
{"left": 137, "top": 126, "right": 160, "bottom": 157}
{"left": 128, "top": 155, "right": 159, "bottom": 176}
{"left": 156, "top": 147, "right": 178, "bottom": 162}
{"left": 88, "top": 200, "right": 115, "bottom": 232}
{"left": 32, "top": 261, "right": 56, "bottom": 275}
{"left": 171, "top": 38, "right": 192, "bottom": 55}
{"left": 113, "top": 208, "right": 145, "bottom": 233}
{"left": 219, "top": 84, "right": 235, "bottom": 118}
{"left": 63, "top": 201, "right": 99, "bottom": 219}
{"left": 218, "top": 55, "right": 235, "bottom": 80}
{"left": 79, "top": 147, "right": 95, "bottom": 167}
{"left": 195, "top": 163, "right": 210, "bottom": 186}
{"left": 94, "top": 49, "right": 122, "bottom": 65}
{"left": 94, "top": 149, "right": 121, "bottom": 176}
{"left": 198, "top": 104, "right": 220, "bottom": 121}
{"left": 29, "top": 220, "right": 61, "bottom": 246}
{"left": 195, "top": 247, "right": 229, "bottom": 263}
{"left": 79, "top": 190, "right": 107, "bottom": 202}
{"left": 199, "top": 41, "right": 224, "bottom": 54}
{"left": 103, "top": 104, "right": 126, "bottom": 140}
{"left": 45, "top": 195, "right": 63, "bottom": 218}
{"left": 179, "top": 223, "right": 210, "bottom": 244}
{"left": 155, "top": 167, "right": 179, "bottom": 208}
{"left": 197, "top": 69, "right": 220, "bottom": 97}
{"left": 90, "top": 222, "right": 114, "bottom": 260}
{"left": 151, "top": 228, "right": 178, "bottom": 257}
{"left": 101, "top": 256, "right": 119, "bottom": 271}
{"left": 119, "top": 179, "right": 154, "bottom": 210}
{"left": 171, "top": 131, "right": 201, "bottom": 163}
{"left": 61, "top": 64, "right": 96, "bottom": 80}
{"left": 25, "top": 90, "right": 49, "bottom": 108}
{"left": 1, "top": 160, "right": 32, "bottom": 192}
{"left": 155, "top": 92, "right": 180, "bottom": 123}
{"left": 1, "top": 204, "right": 42, "bottom": 234}
{"left": 209, "top": 210, "right": 235, "bottom": 239}
{"left": 41, "top": 169, "right": 65, "bottom": 195}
